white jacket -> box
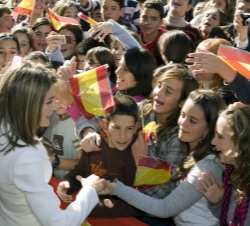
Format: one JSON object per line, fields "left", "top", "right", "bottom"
{"left": 0, "top": 137, "right": 99, "bottom": 226}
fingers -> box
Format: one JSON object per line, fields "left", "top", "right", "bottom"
{"left": 57, "top": 181, "right": 73, "bottom": 203}
{"left": 80, "top": 132, "right": 101, "bottom": 152}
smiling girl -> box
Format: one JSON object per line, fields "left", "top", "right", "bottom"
{"left": 98, "top": 89, "right": 226, "bottom": 226}
{"left": 0, "top": 60, "right": 101, "bottom": 226}
{"left": 12, "top": 28, "right": 33, "bottom": 57}
{"left": 198, "top": 8, "right": 227, "bottom": 39}
{"left": 0, "top": 34, "right": 20, "bottom": 72}
{"left": 197, "top": 105, "right": 250, "bottom": 225}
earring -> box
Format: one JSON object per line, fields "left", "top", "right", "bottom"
{"left": 199, "top": 133, "right": 207, "bottom": 144}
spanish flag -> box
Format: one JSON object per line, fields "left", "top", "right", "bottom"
{"left": 134, "top": 156, "right": 172, "bottom": 189}
{"left": 218, "top": 44, "right": 250, "bottom": 79}
{"left": 13, "top": 0, "right": 35, "bottom": 20}
{"left": 142, "top": 121, "right": 156, "bottom": 145}
{"left": 78, "top": 12, "right": 98, "bottom": 26}
{"left": 69, "top": 65, "right": 115, "bottom": 120}
{"left": 49, "top": 9, "right": 79, "bottom": 31}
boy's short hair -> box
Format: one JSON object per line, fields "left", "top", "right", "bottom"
{"left": 105, "top": 94, "right": 139, "bottom": 124}
{"left": 0, "top": 4, "right": 11, "bottom": 17}
{"left": 141, "top": 0, "right": 164, "bottom": 19}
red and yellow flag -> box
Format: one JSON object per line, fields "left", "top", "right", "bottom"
{"left": 134, "top": 156, "right": 172, "bottom": 189}
{"left": 49, "top": 9, "right": 79, "bottom": 31}
{"left": 218, "top": 44, "right": 250, "bottom": 79}
{"left": 13, "top": 0, "right": 35, "bottom": 20}
{"left": 142, "top": 121, "right": 156, "bottom": 145}
{"left": 69, "top": 65, "right": 115, "bottom": 120}
{"left": 78, "top": 12, "right": 98, "bottom": 26}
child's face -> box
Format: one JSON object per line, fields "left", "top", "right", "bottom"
{"left": 63, "top": 5, "right": 80, "bottom": 23}
{"left": 104, "top": 115, "right": 137, "bottom": 151}
{"left": 33, "top": 24, "right": 52, "bottom": 52}
{"left": 77, "top": 54, "right": 86, "bottom": 70}
{"left": 152, "top": 78, "right": 183, "bottom": 116}
{"left": 90, "top": 8, "right": 103, "bottom": 22}
{"left": 59, "top": 29, "right": 78, "bottom": 58}
{"left": 193, "top": 2, "right": 205, "bottom": 17}
{"left": 101, "top": 0, "right": 124, "bottom": 22}
{"left": 14, "top": 32, "right": 32, "bottom": 57}
{"left": 235, "top": 1, "right": 250, "bottom": 14}
{"left": 140, "top": 8, "right": 162, "bottom": 36}
{"left": 0, "top": 39, "right": 19, "bottom": 70}
{"left": 84, "top": 54, "right": 101, "bottom": 71}
{"left": 55, "top": 99, "right": 67, "bottom": 115}
{"left": 200, "top": 9, "right": 220, "bottom": 36}
{"left": 34, "top": 0, "right": 46, "bottom": 15}
{"left": 115, "top": 56, "right": 138, "bottom": 91}
{"left": 111, "top": 40, "right": 125, "bottom": 67}
{"left": 168, "top": 0, "right": 191, "bottom": 17}
{"left": 211, "top": 0, "right": 227, "bottom": 12}
{"left": 0, "top": 13, "right": 12, "bottom": 33}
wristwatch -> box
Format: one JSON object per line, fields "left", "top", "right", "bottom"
{"left": 52, "top": 154, "right": 60, "bottom": 169}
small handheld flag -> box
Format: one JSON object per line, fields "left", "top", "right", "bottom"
{"left": 49, "top": 9, "right": 79, "bottom": 31}
{"left": 69, "top": 64, "right": 115, "bottom": 120}
{"left": 218, "top": 44, "right": 250, "bottom": 79}
{"left": 78, "top": 12, "right": 98, "bottom": 26}
{"left": 134, "top": 156, "right": 172, "bottom": 188}
{"left": 142, "top": 121, "right": 156, "bottom": 145}
{"left": 13, "top": 0, "right": 35, "bottom": 20}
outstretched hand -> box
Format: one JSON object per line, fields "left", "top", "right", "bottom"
{"left": 88, "top": 22, "right": 113, "bottom": 42}
{"left": 57, "top": 56, "right": 77, "bottom": 81}
{"left": 196, "top": 170, "right": 224, "bottom": 205}
{"left": 97, "top": 179, "right": 117, "bottom": 195}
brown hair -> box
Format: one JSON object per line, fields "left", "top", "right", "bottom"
{"left": 0, "top": 61, "right": 57, "bottom": 154}
{"left": 176, "top": 90, "right": 225, "bottom": 179}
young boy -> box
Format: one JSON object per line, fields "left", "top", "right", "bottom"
{"left": 78, "top": 0, "right": 141, "bottom": 32}
{"left": 57, "top": 95, "right": 143, "bottom": 218}
{"left": 160, "top": 0, "right": 200, "bottom": 45}
{"left": 138, "top": 0, "right": 165, "bottom": 65}
{"left": 43, "top": 81, "right": 82, "bottom": 179}
{"left": 0, "top": 5, "right": 12, "bottom": 33}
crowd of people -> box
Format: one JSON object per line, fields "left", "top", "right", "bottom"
{"left": 0, "top": 0, "right": 250, "bottom": 225}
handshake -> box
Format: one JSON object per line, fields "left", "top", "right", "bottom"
{"left": 57, "top": 175, "right": 116, "bottom": 203}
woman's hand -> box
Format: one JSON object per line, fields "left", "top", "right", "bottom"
{"left": 196, "top": 170, "right": 224, "bottom": 205}
{"left": 57, "top": 181, "right": 73, "bottom": 203}
{"left": 46, "top": 31, "right": 64, "bottom": 53}
{"left": 88, "top": 22, "right": 113, "bottom": 42}
{"left": 186, "top": 48, "right": 236, "bottom": 83}
{"left": 77, "top": 175, "right": 104, "bottom": 193}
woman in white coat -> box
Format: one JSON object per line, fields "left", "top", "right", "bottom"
{"left": 0, "top": 60, "right": 102, "bottom": 226}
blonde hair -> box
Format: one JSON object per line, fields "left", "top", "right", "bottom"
{"left": 0, "top": 61, "right": 57, "bottom": 154}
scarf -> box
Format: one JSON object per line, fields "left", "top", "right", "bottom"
{"left": 220, "top": 164, "right": 250, "bottom": 226}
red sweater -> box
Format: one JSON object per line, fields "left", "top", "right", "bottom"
{"left": 160, "top": 19, "right": 201, "bottom": 45}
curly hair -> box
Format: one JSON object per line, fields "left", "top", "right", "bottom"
{"left": 219, "top": 106, "right": 250, "bottom": 201}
